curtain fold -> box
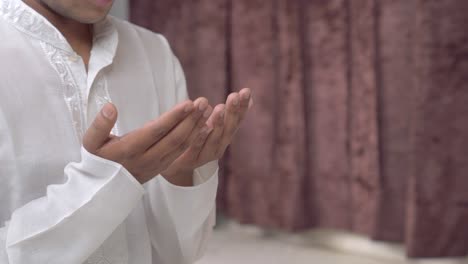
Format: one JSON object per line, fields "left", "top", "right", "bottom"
{"left": 130, "top": 0, "right": 468, "bottom": 257}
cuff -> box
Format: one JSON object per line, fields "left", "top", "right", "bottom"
{"left": 157, "top": 162, "right": 218, "bottom": 238}
{"left": 194, "top": 160, "right": 219, "bottom": 186}
{"left": 82, "top": 147, "right": 145, "bottom": 194}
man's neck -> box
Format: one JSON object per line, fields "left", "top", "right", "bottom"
{"left": 23, "top": 0, "right": 93, "bottom": 68}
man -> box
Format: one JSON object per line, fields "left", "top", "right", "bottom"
{"left": 0, "top": 0, "right": 252, "bottom": 263}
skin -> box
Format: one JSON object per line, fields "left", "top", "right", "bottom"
{"left": 24, "top": 0, "right": 253, "bottom": 186}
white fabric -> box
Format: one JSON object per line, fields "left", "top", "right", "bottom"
{"left": 0, "top": 0, "right": 219, "bottom": 263}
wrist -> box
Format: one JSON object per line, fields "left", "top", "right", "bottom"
{"left": 161, "top": 167, "right": 195, "bottom": 187}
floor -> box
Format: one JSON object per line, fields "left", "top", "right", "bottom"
{"left": 197, "top": 221, "right": 468, "bottom": 264}
{"left": 197, "top": 222, "right": 389, "bottom": 264}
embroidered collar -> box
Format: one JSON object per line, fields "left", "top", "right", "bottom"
{"left": 0, "top": 0, "right": 118, "bottom": 58}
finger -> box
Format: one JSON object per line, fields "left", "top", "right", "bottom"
{"left": 184, "top": 105, "right": 213, "bottom": 149}
{"left": 157, "top": 99, "right": 211, "bottom": 163}
{"left": 196, "top": 104, "right": 213, "bottom": 129}
{"left": 238, "top": 88, "right": 252, "bottom": 120}
{"left": 220, "top": 88, "right": 252, "bottom": 146}
{"left": 184, "top": 125, "right": 214, "bottom": 162}
{"left": 200, "top": 104, "right": 225, "bottom": 159}
{"left": 206, "top": 104, "right": 225, "bottom": 129}
{"left": 83, "top": 103, "right": 118, "bottom": 153}
{"left": 220, "top": 93, "right": 241, "bottom": 145}
{"left": 155, "top": 100, "right": 212, "bottom": 166}
{"left": 190, "top": 97, "right": 211, "bottom": 133}
{"left": 121, "top": 100, "right": 194, "bottom": 153}
{"left": 145, "top": 98, "right": 208, "bottom": 160}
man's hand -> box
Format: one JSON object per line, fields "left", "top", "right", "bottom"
{"left": 83, "top": 97, "right": 213, "bottom": 184}
{"left": 161, "top": 88, "right": 253, "bottom": 181}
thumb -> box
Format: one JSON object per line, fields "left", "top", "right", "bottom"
{"left": 83, "top": 103, "right": 118, "bottom": 153}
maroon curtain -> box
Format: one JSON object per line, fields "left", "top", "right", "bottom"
{"left": 130, "top": 0, "right": 468, "bottom": 258}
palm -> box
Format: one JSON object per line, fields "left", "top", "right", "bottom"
{"left": 162, "top": 88, "right": 253, "bottom": 179}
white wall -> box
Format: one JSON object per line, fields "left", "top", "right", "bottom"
{"left": 110, "top": 0, "right": 129, "bottom": 20}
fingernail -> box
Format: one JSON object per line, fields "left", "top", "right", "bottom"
{"left": 233, "top": 96, "right": 240, "bottom": 106}
{"left": 102, "top": 105, "right": 114, "bottom": 119}
{"left": 220, "top": 109, "right": 225, "bottom": 119}
{"left": 184, "top": 103, "right": 194, "bottom": 113}
{"left": 200, "top": 126, "right": 212, "bottom": 135}
{"left": 199, "top": 101, "right": 208, "bottom": 112}
{"left": 242, "top": 90, "right": 251, "bottom": 101}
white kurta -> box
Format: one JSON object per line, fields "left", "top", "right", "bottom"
{"left": 0, "top": 0, "right": 218, "bottom": 263}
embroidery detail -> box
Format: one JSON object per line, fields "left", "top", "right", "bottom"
{"left": 94, "top": 76, "right": 120, "bottom": 136}
{"left": 1, "top": 0, "right": 85, "bottom": 141}
{"left": 2, "top": 1, "right": 125, "bottom": 263}
{"left": 0, "top": 0, "right": 120, "bottom": 142}
{"left": 40, "top": 42, "right": 86, "bottom": 142}
{"left": 0, "top": 0, "right": 69, "bottom": 51}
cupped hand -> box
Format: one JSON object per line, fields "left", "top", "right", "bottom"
{"left": 83, "top": 97, "right": 212, "bottom": 184}
{"left": 161, "top": 88, "right": 253, "bottom": 179}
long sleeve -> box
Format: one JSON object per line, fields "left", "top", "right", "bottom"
{"left": 143, "top": 162, "right": 218, "bottom": 264}
{"left": 0, "top": 147, "right": 145, "bottom": 264}
{"left": 142, "top": 51, "right": 219, "bottom": 263}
